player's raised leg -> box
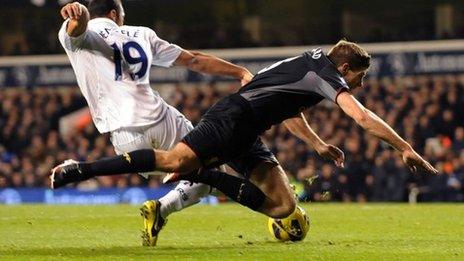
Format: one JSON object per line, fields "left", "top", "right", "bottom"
{"left": 50, "top": 142, "right": 201, "bottom": 189}
{"left": 50, "top": 141, "right": 297, "bottom": 219}
{"left": 154, "top": 142, "right": 202, "bottom": 173}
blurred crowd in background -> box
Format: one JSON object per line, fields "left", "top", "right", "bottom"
{"left": 0, "top": 74, "right": 463, "bottom": 202}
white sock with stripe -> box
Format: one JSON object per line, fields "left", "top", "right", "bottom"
{"left": 158, "top": 181, "right": 211, "bottom": 218}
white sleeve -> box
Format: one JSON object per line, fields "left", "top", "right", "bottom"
{"left": 58, "top": 19, "right": 88, "bottom": 51}
{"left": 148, "top": 29, "right": 182, "bottom": 67}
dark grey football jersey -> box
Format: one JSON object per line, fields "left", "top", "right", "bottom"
{"left": 238, "top": 48, "right": 350, "bottom": 132}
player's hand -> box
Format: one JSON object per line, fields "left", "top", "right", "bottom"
{"left": 60, "top": 2, "right": 84, "bottom": 20}
{"left": 402, "top": 149, "right": 438, "bottom": 174}
{"left": 315, "top": 143, "right": 345, "bottom": 168}
{"left": 240, "top": 71, "right": 253, "bottom": 86}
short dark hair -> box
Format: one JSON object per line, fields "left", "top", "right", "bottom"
{"left": 88, "top": 0, "right": 122, "bottom": 19}
{"left": 327, "top": 40, "right": 371, "bottom": 71}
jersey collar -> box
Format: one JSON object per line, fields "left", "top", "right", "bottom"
{"left": 89, "top": 17, "right": 119, "bottom": 29}
{"left": 323, "top": 53, "right": 344, "bottom": 78}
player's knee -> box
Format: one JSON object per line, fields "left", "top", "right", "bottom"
{"left": 269, "top": 197, "right": 296, "bottom": 219}
{"left": 280, "top": 199, "right": 297, "bottom": 218}
{"left": 169, "top": 158, "right": 185, "bottom": 173}
{"left": 167, "top": 154, "right": 193, "bottom": 173}
{"left": 162, "top": 152, "right": 182, "bottom": 172}
{"left": 284, "top": 198, "right": 297, "bottom": 216}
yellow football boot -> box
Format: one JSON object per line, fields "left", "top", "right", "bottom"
{"left": 140, "top": 200, "right": 166, "bottom": 246}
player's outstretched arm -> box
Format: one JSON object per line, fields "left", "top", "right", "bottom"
{"left": 283, "top": 113, "right": 345, "bottom": 168}
{"left": 60, "top": 2, "right": 89, "bottom": 37}
{"left": 336, "top": 91, "right": 438, "bottom": 174}
{"left": 174, "top": 50, "right": 253, "bottom": 86}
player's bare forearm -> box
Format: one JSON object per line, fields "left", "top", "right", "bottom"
{"left": 337, "top": 92, "right": 437, "bottom": 174}
{"left": 175, "top": 50, "right": 253, "bottom": 85}
{"left": 61, "top": 2, "right": 89, "bottom": 37}
{"left": 188, "top": 51, "right": 250, "bottom": 79}
{"left": 358, "top": 110, "right": 438, "bottom": 173}
{"left": 283, "top": 113, "right": 326, "bottom": 149}
{"left": 284, "top": 113, "right": 345, "bottom": 167}
{"left": 362, "top": 109, "right": 412, "bottom": 152}
{"left": 337, "top": 92, "right": 410, "bottom": 152}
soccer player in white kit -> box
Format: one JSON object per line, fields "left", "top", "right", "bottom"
{"left": 57, "top": 0, "right": 253, "bottom": 246}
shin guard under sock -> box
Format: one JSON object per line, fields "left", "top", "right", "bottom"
{"left": 187, "top": 169, "right": 266, "bottom": 211}
{"left": 80, "top": 149, "right": 156, "bottom": 178}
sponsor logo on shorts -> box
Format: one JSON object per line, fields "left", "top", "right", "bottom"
{"left": 123, "top": 153, "right": 131, "bottom": 163}
{"left": 150, "top": 139, "right": 160, "bottom": 149}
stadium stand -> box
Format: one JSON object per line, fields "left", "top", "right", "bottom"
{"left": 1, "top": 74, "right": 463, "bottom": 202}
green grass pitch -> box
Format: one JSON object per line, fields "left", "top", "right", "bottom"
{"left": 1, "top": 203, "right": 463, "bottom": 260}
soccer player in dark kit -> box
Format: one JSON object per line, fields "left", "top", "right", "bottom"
{"left": 50, "top": 39, "right": 438, "bottom": 234}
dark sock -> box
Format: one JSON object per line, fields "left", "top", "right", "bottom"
{"left": 80, "top": 149, "right": 156, "bottom": 178}
{"left": 186, "top": 169, "right": 266, "bottom": 211}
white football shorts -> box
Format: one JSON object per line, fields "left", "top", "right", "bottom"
{"left": 110, "top": 105, "right": 193, "bottom": 177}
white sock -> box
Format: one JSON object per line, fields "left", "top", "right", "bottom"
{"left": 159, "top": 181, "right": 212, "bottom": 219}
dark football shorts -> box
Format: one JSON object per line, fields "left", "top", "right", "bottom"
{"left": 181, "top": 93, "right": 278, "bottom": 177}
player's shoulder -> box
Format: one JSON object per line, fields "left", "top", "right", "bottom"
{"left": 304, "top": 47, "right": 323, "bottom": 59}
{"left": 303, "top": 47, "right": 335, "bottom": 74}
{"left": 301, "top": 47, "right": 349, "bottom": 89}
{"left": 303, "top": 48, "right": 329, "bottom": 64}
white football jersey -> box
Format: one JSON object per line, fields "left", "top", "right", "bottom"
{"left": 58, "top": 18, "right": 182, "bottom": 133}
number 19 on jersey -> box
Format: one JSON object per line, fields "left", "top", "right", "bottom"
{"left": 111, "top": 41, "right": 148, "bottom": 81}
